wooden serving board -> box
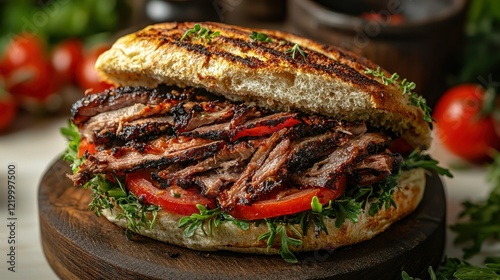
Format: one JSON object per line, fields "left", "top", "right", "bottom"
{"left": 39, "top": 159, "right": 446, "bottom": 280}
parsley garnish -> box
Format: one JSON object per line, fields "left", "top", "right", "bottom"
{"left": 180, "top": 23, "right": 220, "bottom": 43}
{"left": 365, "top": 67, "right": 433, "bottom": 124}
{"left": 249, "top": 31, "right": 272, "bottom": 43}
{"left": 285, "top": 43, "right": 307, "bottom": 59}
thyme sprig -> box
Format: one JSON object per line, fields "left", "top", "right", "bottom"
{"left": 365, "top": 67, "right": 433, "bottom": 123}
{"left": 285, "top": 43, "right": 307, "bottom": 59}
{"left": 180, "top": 23, "right": 220, "bottom": 43}
{"left": 249, "top": 31, "right": 272, "bottom": 43}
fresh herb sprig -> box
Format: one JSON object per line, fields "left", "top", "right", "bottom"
{"left": 403, "top": 149, "right": 454, "bottom": 178}
{"left": 258, "top": 220, "right": 303, "bottom": 263}
{"left": 249, "top": 31, "right": 272, "bottom": 43}
{"left": 401, "top": 257, "right": 500, "bottom": 279}
{"left": 365, "top": 67, "right": 433, "bottom": 123}
{"left": 450, "top": 151, "right": 500, "bottom": 259}
{"left": 285, "top": 43, "right": 307, "bottom": 59}
{"left": 60, "top": 120, "right": 83, "bottom": 172}
{"left": 178, "top": 205, "right": 249, "bottom": 237}
{"left": 84, "top": 174, "right": 161, "bottom": 239}
{"left": 178, "top": 205, "right": 222, "bottom": 237}
{"left": 180, "top": 23, "right": 220, "bottom": 43}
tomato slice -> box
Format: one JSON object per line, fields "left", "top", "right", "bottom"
{"left": 126, "top": 173, "right": 216, "bottom": 216}
{"left": 228, "top": 176, "right": 346, "bottom": 221}
{"left": 389, "top": 137, "right": 414, "bottom": 156}
{"left": 78, "top": 138, "right": 96, "bottom": 158}
{"left": 232, "top": 117, "right": 301, "bottom": 141}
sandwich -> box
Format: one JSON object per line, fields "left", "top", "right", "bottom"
{"left": 62, "top": 21, "right": 450, "bottom": 263}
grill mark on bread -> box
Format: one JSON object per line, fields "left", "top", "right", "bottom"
{"left": 134, "top": 22, "right": 384, "bottom": 91}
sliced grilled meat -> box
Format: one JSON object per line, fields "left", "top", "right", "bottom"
{"left": 95, "top": 116, "right": 175, "bottom": 144}
{"left": 179, "top": 102, "right": 234, "bottom": 131}
{"left": 248, "top": 137, "right": 291, "bottom": 201}
{"left": 154, "top": 141, "right": 255, "bottom": 188}
{"left": 70, "top": 83, "right": 406, "bottom": 212}
{"left": 72, "top": 137, "right": 224, "bottom": 185}
{"left": 81, "top": 102, "right": 174, "bottom": 141}
{"left": 230, "top": 104, "right": 266, "bottom": 127}
{"left": 218, "top": 130, "right": 285, "bottom": 209}
{"left": 350, "top": 153, "right": 403, "bottom": 186}
{"left": 287, "top": 121, "right": 368, "bottom": 174}
{"left": 71, "top": 85, "right": 210, "bottom": 126}
{"left": 293, "top": 133, "right": 390, "bottom": 189}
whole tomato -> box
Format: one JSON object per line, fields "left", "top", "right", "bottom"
{"left": 1, "top": 33, "right": 59, "bottom": 102}
{"left": 433, "top": 84, "right": 500, "bottom": 163}
{"left": 5, "top": 57, "right": 58, "bottom": 102}
{"left": 1, "top": 33, "right": 46, "bottom": 73}
{"left": 76, "top": 44, "right": 113, "bottom": 93}
{"left": 51, "top": 39, "right": 83, "bottom": 86}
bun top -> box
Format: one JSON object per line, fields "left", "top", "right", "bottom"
{"left": 95, "top": 21, "right": 431, "bottom": 149}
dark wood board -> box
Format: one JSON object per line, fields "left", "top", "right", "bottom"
{"left": 39, "top": 159, "right": 446, "bottom": 280}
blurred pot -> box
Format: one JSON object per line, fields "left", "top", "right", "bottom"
{"left": 287, "top": 0, "right": 468, "bottom": 108}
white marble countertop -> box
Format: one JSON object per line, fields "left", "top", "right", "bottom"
{"left": 0, "top": 113, "right": 498, "bottom": 279}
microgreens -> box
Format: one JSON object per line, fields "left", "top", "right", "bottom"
{"left": 180, "top": 23, "right": 220, "bottom": 43}
{"left": 258, "top": 220, "right": 303, "bottom": 264}
{"left": 177, "top": 205, "right": 249, "bottom": 237}
{"left": 365, "top": 67, "right": 433, "bottom": 123}
{"left": 249, "top": 31, "right": 272, "bottom": 43}
{"left": 83, "top": 174, "right": 161, "bottom": 239}
{"left": 285, "top": 43, "right": 307, "bottom": 59}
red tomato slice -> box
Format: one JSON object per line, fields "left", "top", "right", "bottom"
{"left": 78, "top": 138, "right": 96, "bottom": 158}
{"left": 232, "top": 117, "right": 301, "bottom": 141}
{"left": 389, "top": 137, "right": 413, "bottom": 156}
{"left": 229, "top": 176, "right": 346, "bottom": 221}
{"left": 126, "top": 173, "right": 216, "bottom": 216}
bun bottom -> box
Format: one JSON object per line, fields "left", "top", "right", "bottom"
{"left": 102, "top": 169, "right": 425, "bottom": 254}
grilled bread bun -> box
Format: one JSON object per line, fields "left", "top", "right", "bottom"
{"left": 102, "top": 169, "right": 425, "bottom": 254}
{"left": 95, "top": 22, "right": 431, "bottom": 149}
